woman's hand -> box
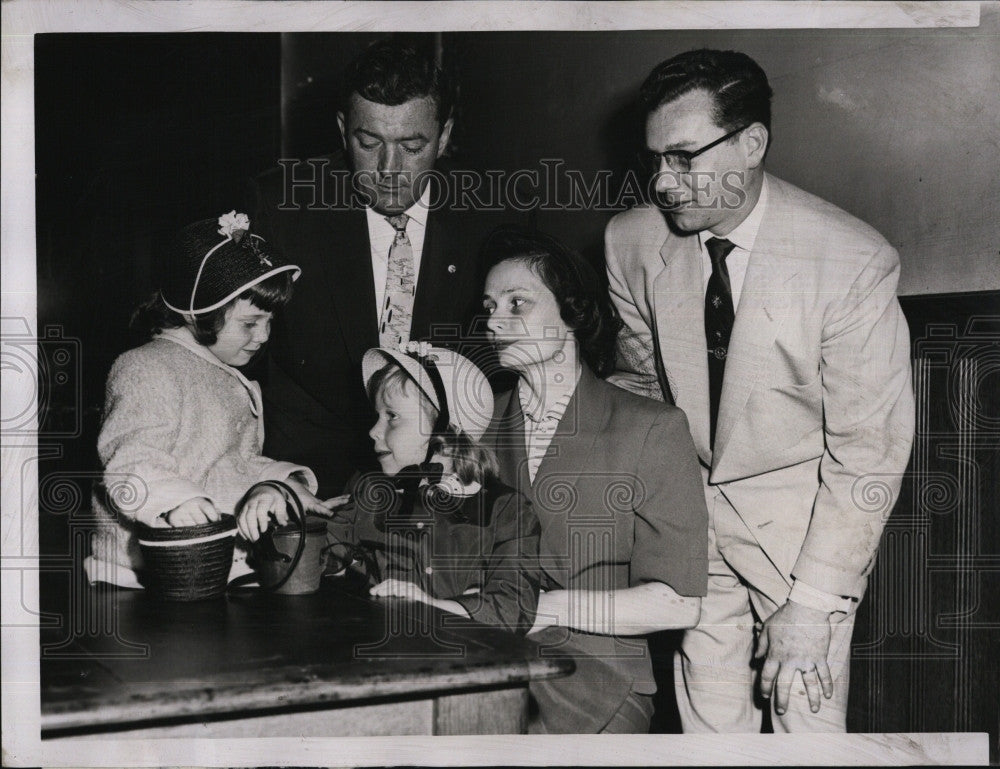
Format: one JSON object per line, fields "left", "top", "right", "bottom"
{"left": 236, "top": 486, "right": 288, "bottom": 541}
{"left": 369, "top": 578, "right": 432, "bottom": 604}
{"left": 527, "top": 583, "right": 700, "bottom": 636}
{"left": 165, "top": 497, "right": 220, "bottom": 527}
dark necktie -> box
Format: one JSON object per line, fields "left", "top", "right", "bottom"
{"left": 705, "top": 237, "right": 736, "bottom": 450}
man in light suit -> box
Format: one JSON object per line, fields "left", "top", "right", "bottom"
{"left": 604, "top": 49, "right": 914, "bottom": 732}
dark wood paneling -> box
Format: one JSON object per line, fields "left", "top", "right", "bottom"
{"left": 850, "top": 291, "right": 999, "bottom": 762}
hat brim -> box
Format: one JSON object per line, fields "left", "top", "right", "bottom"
{"left": 361, "top": 346, "right": 494, "bottom": 443}
{"left": 162, "top": 263, "right": 301, "bottom": 316}
{"left": 362, "top": 348, "right": 441, "bottom": 412}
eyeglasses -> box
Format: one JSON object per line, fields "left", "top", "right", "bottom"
{"left": 638, "top": 125, "right": 749, "bottom": 174}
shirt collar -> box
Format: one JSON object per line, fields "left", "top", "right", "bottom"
{"left": 415, "top": 473, "right": 481, "bottom": 498}
{"left": 367, "top": 183, "right": 431, "bottom": 230}
{"left": 517, "top": 374, "right": 577, "bottom": 423}
{"left": 434, "top": 473, "right": 481, "bottom": 498}
{"left": 698, "top": 173, "right": 769, "bottom": 254}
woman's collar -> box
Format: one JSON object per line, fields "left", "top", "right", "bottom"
{"left": 518, "top": 360, "right": 582, "bottom": 421}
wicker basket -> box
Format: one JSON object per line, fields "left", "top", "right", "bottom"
{"left": 138, "top": 517, "right": 237, "bottom": 601}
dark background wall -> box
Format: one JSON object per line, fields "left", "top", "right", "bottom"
{"left": 34, "top": 23, "right": 998, "bottom": 750}
{"left": 35, "top": 32, "right": 281, "bottom": 496}
{"left": 449, "top": 22, "right": 1000, "bottom": 295}
{"left": 279, "top": 18, "right": 1000, "bottom": 291}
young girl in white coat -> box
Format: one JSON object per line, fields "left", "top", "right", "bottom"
{"left": 86, "top": 211, "right": 329, "bottom": 588}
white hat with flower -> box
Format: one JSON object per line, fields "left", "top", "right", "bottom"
{"left": 362, "top": 342, "right": 494, "bottom": 442}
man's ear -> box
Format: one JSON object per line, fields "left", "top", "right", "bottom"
{"left": 744, "top": 123, "right": 769, "bottom": 169}
{"left": 436, "top": 116, "right": 455, "bottom": 158}
{"left": 337, "top": 111, "right": 348, "bottom": 149}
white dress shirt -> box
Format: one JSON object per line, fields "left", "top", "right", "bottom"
{"left": 697, "top": 174, "right": 769, "bottom": 311}
{"left": 365, "top": 185, "right": 431, "bottom": 323}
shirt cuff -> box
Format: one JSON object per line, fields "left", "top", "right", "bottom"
{"left": 788, "top": 579, "right": 855, "bottom": 615}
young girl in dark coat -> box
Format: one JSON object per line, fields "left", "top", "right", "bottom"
{"left": 326, "top": 343, "right": 541, "bottom": 633}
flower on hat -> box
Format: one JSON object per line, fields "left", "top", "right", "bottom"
{"left": 401, "top": 340, "right": 434, "bottom": 359}
{"left": 243, "top": 234, "right": 272, "bottom": 267}
{"left": 217, "top": 210, "right": 250, "bottom": 241}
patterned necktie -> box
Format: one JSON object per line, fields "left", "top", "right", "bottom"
{"left": 705, "top": 237, "right": 736, "bottom": 450}
{"left": 379, "top": 214, "right": 415, "bottom": 348}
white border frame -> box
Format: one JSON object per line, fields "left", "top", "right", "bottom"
{"left": 1, "top": 2, "right": 989, "bottom": 766}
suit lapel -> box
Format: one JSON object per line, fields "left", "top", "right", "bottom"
{"left": 535, "top": 367, "right": 605, "bottom": 493}
{"left": 653, "top": 232, "right": 712, "bottom": 462}
{"left": 713, "top": 178, "right": 797, "bottom": 469}
{"left": 492, "top": 388, "right": 533, "bottom": 503}
{"left": 323, "top": 208, "right": 378, "bottom": 367}
{"left": 411, "top": 208, "right": 448, "bottom": 340}
{"left": 411, "top": 174, "right": 465, "bottom": 342}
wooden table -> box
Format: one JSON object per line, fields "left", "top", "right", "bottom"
{"left": 39, "top": 572, "right": 572, "bottom": 738}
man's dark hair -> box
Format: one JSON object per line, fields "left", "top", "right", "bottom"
{"left": 640, "top": 49, "right": 773, "bottom": 141}
{"left": 344, "top": 38, "right": 455, "bottom": 126}
{"left": 481, "top": 226, "right": 624, "bottom": 379}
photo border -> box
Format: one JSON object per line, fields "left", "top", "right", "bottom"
{"left": 1, "top": 1, "right": 988, "bottom": 766}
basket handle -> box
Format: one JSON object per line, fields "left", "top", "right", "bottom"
{"left": 228, "top": 479, "right": 307, "bottom": 593}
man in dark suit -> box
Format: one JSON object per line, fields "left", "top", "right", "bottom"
{"left": 251, "top": 40, "right": 504, "bottom": 497}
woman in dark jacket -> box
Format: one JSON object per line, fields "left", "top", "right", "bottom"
{"left": 479, "top": 226, "right": 709, "bottom": 733}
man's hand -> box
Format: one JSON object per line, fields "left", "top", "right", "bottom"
{"left": 755, "top": 600, "right": 834, "bottom": 715}
{"left": 165, "top": 497, "right": 221, "bottom": 527}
